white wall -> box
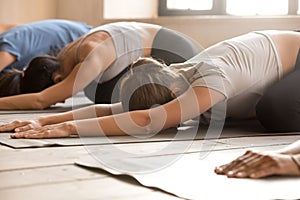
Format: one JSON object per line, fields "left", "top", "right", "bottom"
{"left": 56, "top": 0, "right": 103, "bottom": 26}
{"left": 0, "top": 0, "right": 57, "bottom": 23}
{"left": 146, "top": 16, "right": 300, "bottom": 48}
{"left": 0, "top": 0, "right": 300, "bottom": 47}
{"left": 104, "top": 0, "right": 157, "bottom": 19}
{"left": 103, "top": 16, "right": 300, "bottom": 48}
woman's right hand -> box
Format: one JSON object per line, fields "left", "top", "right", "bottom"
{"left": 215, "top": 150, "right": 300, "bottom": 178}
{"left": 0, "top": 119, "right": 43, "bottom": 133}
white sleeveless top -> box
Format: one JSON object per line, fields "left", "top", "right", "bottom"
{"left": 78, "top": 22, "right": 145, "bottom": 83}
{"left": 170, "top": 31, "right": 282, "bottom": 119}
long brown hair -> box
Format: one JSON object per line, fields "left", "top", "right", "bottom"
{"left": 0, "top": 69, "right": 21, "bottom": 97}
{"left": 0, "top": 55, "right": 60, "bottom": 97}
{"left": 20, "top": 55, "right": 60, "bottom": 93}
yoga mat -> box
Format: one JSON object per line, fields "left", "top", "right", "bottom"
{"left": 0, "top": 92, "right": 92, "bottom": 114}
{"left": 0, "top": 104, "right": 93, "bottom": 114}
{"left": 0, "top": 120, "right": 296, "bottom": 149}
{"left": 76, "top": 147, "right": 300, "bottom": 200}
{"left": 0, "top": 131, "right": 178, "bottom": 149}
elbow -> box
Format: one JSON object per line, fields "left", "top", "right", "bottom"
{"left": 34, "top": 95, "right": 52, "bottom": 110}
{"left": 134, "top": 110, "right": 167, "bottom": 135}
{"left": 139, "top": 112, "right": 153, "bottom": 134}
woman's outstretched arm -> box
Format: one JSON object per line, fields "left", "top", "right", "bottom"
{"left": 0, "top": 36, "right": 116, "bottom": 110}
{"left": 0, "top": 64, "right": 82, "bottom": 110}
{"left": 0, "top": 103, "right": 123, "bottom": 133}
{"left": 215, "top": 138, "right": 300, "bottom": 179}
{"left": 8, "top": 87, "right": 225, "bottom": 138}
{"left": 215, "top": 149, "right": 300, "bottom": 178}
{"left": 0, "top": 23, "right": 19, "bottom": 34}
{"left": 0, "top": 57, "right": 111, "bottom": 110}
{"left": 0, "top": 51, "right": 16, "bottom": 72}
{"left": 277, "top": 140, "right": 300, "bottom": 155}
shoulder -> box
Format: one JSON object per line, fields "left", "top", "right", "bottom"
{"left": 46, "top": 19, "right": 92, "bottom": 30}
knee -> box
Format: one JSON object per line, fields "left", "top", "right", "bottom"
{"left": 256, "top": 92, "right": 285, "bottom": 132}
{"left": 256, "top": 92, "right": 300, "bottom": 132}
{"left": 256, "top": 92, "right": 280, "bottom": 117}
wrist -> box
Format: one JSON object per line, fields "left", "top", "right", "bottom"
{"left": 37, "top": 116, "right": 49, "bottom": 126}
{"left": 291, "top": 155, "right": 300, "bottom": 173}
{"left": 65, "top": 121, "right": 78, "bottom": 136}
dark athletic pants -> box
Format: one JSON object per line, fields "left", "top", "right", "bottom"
{"left": 256, "top": 49, "right": 300, "bottom": 132}
{"left": 84, "top": 28, "right": 199, "bottom": 103}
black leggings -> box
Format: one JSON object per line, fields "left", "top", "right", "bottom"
{"left": 84, "top": 28, "right": 199, "bottom": 104}
{"left": 256, "top": 49, "right": 300, "bottom": 132}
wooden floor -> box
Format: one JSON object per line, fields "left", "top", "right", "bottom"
{"left": 0, "top": 146, "right": 183, "bottom": 200}
{"left": 1, "top": 95, "right": 299, "bottom": 200}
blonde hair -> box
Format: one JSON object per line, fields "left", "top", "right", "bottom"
{"left": 120, "top": 57, "right": 188, "bottom": 111}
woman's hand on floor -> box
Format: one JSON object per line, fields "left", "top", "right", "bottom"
{"left": 0, "top": 119, "right": 42, "bottom": 132}
{"left": 10, "top": 122, "right": 77, "bottom": 139}
{"left": 214, "top": 150, "right": 300, "bottom": 178}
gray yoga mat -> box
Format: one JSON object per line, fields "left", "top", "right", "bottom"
{"left": 0, "top": 92, "right": 92, "bottom": 114}
{"left": 75, "top": 142, "right": 300, "bottom": 200}
{"left": 0, "top": 119, "right": 292, "bottom": 149}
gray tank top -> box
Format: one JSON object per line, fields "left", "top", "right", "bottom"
{"left": 75, "top": 22, "right": 144, "bottom": 83}
{"left": 170, "top": 31, "right": 282, "bottom": 120}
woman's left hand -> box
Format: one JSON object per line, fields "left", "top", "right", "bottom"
{"left": 10, "top": 122, "right": 77, "bottom": 139}
{"left": 214, "top": 150, "right": 300, "bottom": 178}
{"left": 0, "top": 119, "right": 43, "bottom": 133}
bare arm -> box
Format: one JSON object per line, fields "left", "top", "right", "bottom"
{"left": 0, "top": 38, "right": 117, "bottom": 110}
{"left": 0, "top": 23, "right": 18, "bottom": 34}
{"left": 277, "top": 140, "right": 300, "bottom": 155}
{"left": 10, "top": 87, "right": 225, "bottom": 138}
{"left": 215, "top": 138, "right": 300, "bottom": 178}
{"left": 215, "top": 150, "right": 300, "bottom": 178}
{"left": 37, "top": 103, "right": 123, "bottom": 127}
{"left": 74, "top": 86, "right": 225, "bottom": 136}
{"left": 0, "top": 66, "right": 80, "bottom": 110}
{"left": 0, "top": 103, "right": 123, "bottom": 132}
{"left": 0, "top": 51, "right": 16, "bottom": 72}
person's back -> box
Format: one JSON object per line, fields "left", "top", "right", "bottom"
{"left": 166, "top": 30, "right": 300, "bottom": 120}
{"left": 0, "top": 23, "right": 19, "bottom": 34}
{"left": 0, "top": 22, "right": 199, "bottom": 109}
{"left": 0, "top": 19, "right": 92, "bottom": 72}
{"left": 267, "top": 30, "right": 300, "bottom": 75}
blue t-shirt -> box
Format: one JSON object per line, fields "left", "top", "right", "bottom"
{"left": 0, "top": 19, "right": 92, "bottom": 70}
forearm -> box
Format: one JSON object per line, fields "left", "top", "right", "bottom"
{"left": 0, "top": 51, "right": 16, "bottom": 72}
{"left": 38, "top": 104, "right": 121, "bottom": 126}
{"left": 0, "top": 24, "right": 18, "bottom": 33}
{"left": 37, "top": 112, "right": 75, "bottom": 126}
{"left": 278, "top": 139, "right": 300, "bottom": 154}
{"left": 73, "top": 88, "right": 209, "bottom": 137}
{"left": 72, "top": 102, "right": 184, "bottom": 137}
{"left": 0, "top": 94, "right": 44, "bottom": 110}
{"left": 73, "top": 110, "right": 153, "bottom": 137}
{"left": 291, "top": 154, "right": 300, "bottom": 173}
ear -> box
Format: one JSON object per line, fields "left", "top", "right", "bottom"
{"left": 53, "top": 73, "right": 63, "bottom": 83}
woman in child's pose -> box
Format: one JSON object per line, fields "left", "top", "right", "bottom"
{"left": 0, "top": 21, "right": 199, "bottom": 106}
{"left": 0, "top": 19, "right": 92, "bottom": 97}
